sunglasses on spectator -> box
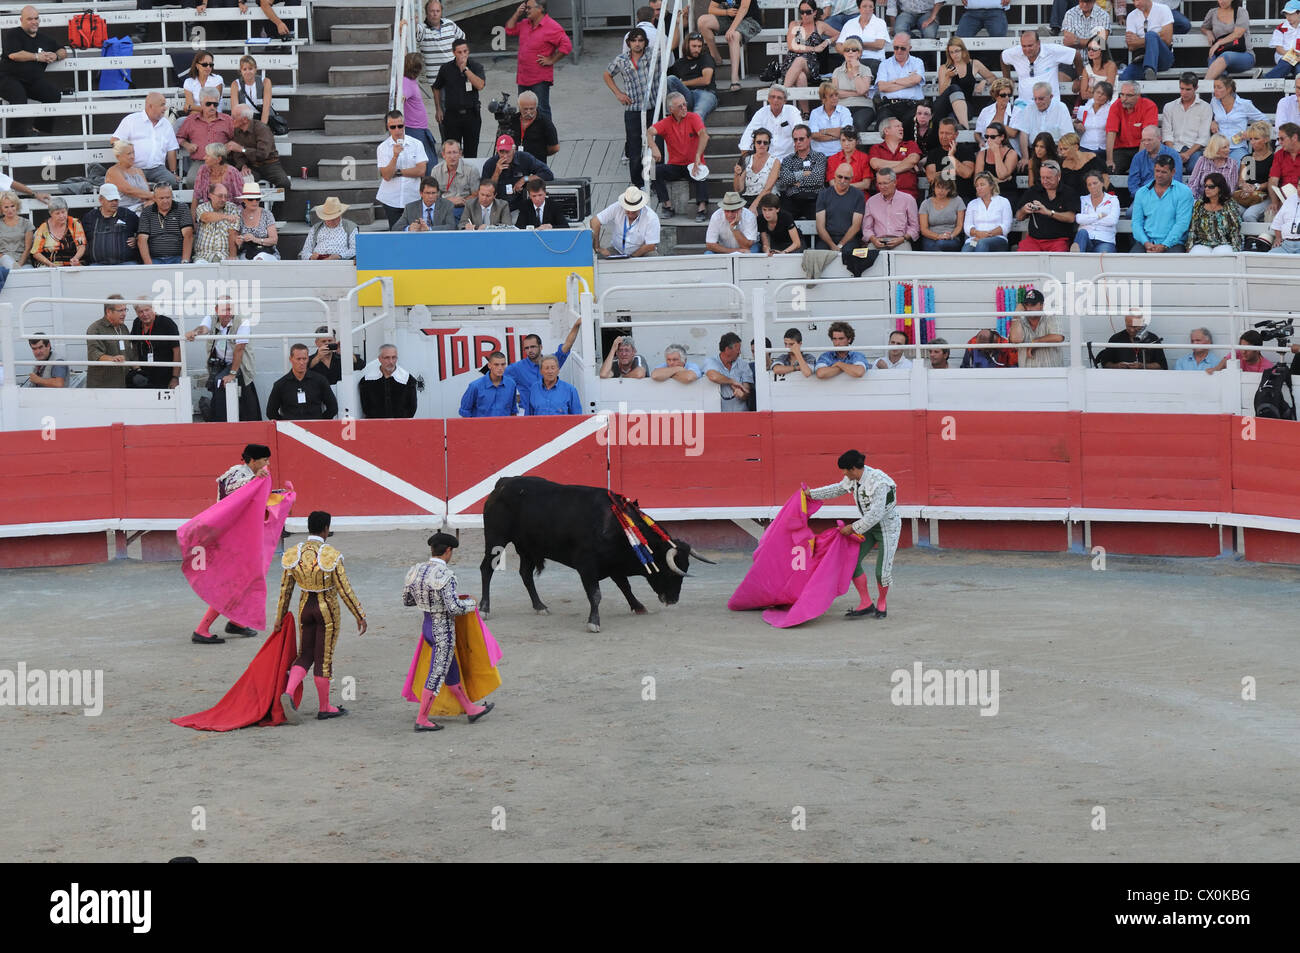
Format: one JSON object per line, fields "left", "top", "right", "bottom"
{"left": 198, "top": 61, "right": 213, "bottom": 67}
{"left": 688, "top": 31, "right": 703, "bottom": 40}
{"left": 792, "top": 135, "right": 808, "bottom": 141}
{"left": 893, "top": 46, "right": 908, "bottom": 51}
{"left": 389, "top": 123, "right": 405, "bottom": 129}
{"left": 754, "top": 138, "right": 770, "bottom": 145}
{"left": 997, "top": 92, "right": 1011, "bottom": 98}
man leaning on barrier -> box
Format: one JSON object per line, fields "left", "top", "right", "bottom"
{"left": 651, "top": 344, "right": 703, "bottom": 383}
{"left": 815, "top": 322, "right": 870, "bottom": 379}
{"left": 85, "top": 296, "right": 132, "bottom": 389}
{"left": 187, "top": 298, "right": 262, "bottom": 421}
{"left": 20, "top": 334, "right": 66, "bottom": 388}
{"left": 1009, "top": 289, "right": 1066, "bottom": 368}
{"left": 704, "top": 332, "right": 754, "bottom": 411}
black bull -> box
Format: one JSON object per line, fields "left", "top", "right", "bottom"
{"left": 479, "top": 477, "right": 713, "bottom": 632}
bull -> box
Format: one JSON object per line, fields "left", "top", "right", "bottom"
{"left": 479, "top": 476, "right": 713, "bottom": 632}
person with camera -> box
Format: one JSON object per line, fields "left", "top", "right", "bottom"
{"left": 186, "top": 297, "right": 262, "bottom": 421}
{"left": 1096, "top": 313, "right": 1168, "bottom": 369}
{"left": 308, "top": 325, "right": 364, "bottom": 386}
{"left": 1013, "top": 160, "right": 1077, "bottom": 252}
{"left": 433, "top": 38, "right": 485, "bottom": 159}
{"left": 504, "top": 90, "right": 559, "bottom": 160}
{"left": 129, "top": 299, "right": 180, "bottom": 390}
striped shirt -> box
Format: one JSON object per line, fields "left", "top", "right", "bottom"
{"left": 606, "top": 49, "right": 658, "bottom": 112}
{"left": 417, "top": 17, "right": 465, "bottom": 83}
{"left": 137, "top": 203, "right": 194, "bottom": 260}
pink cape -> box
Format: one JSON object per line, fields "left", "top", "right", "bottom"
{"left": 177, "top": 472, "right": 296, "bottom": 631}
{"left": 728, "top": 491, "right": 861, "bottom": 627}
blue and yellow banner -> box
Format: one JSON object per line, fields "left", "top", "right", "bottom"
{"left": 356, "top": 229, "right": 595, "bottom": 306}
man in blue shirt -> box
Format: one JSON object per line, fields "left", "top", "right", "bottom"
{"left": 1173, "top": 327, "right": 1219, "bottom": 371}
{"left": 459, "top": 350, "right": 519, "bottom": 416}
{"left": 814, "top": 321, "right": 870, "bottom": 378}
{"left": 1131, "top": 155, "right": 1192, "bottom": 253}
{"left": 1126, "top": 125, "right": 1183, "bottom": 198}
{"left": 504, "top": 316, "right": 582, "bottom": 393}
{"left": 522, "top": 354, "right": 582, "bottom": 414}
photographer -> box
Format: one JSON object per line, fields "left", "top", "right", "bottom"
{"left": 1096, "top": 313, "right": 1168, "bottom": 369}
{"left": 503, "top": 90, "right": 559, "bottom": 159}
{"left": 308, "top": 325, "right": 365, "bottom": 386}
{"left": 185, "top": 298, "right": 261, "bottom": 421}
{"left": 433, "top": 38, "right": 485, "bottom": 158}
{"left": 1013, "top": 160, "right": 1078, "bottom": 252}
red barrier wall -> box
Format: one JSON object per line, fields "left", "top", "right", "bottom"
{"left": 1080, "top": 414, "right": 1232, "bottom": 512}
{"left": 770, "top": 411, "right": 920, "bottom": 503}
{"left": 0, "top": 425, "right": 119, "bottom": 525}
{"left": 1230, "top": 416, "right": 1300, "bottom": 518}
{"left": 121, "top": 422, "right": 278, "bottom": 520}
{"left": 925, "top": 411, "right": 1080, "bottom": 507}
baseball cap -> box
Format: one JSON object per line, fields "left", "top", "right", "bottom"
{"left": 1287, "top": 1, "right": 1300, "bottom": 13}
{"left": 98, "top": 183, "right": 121, "bottom": 201}
{"left": 495, "top": 134, "right": 515, "bottom": 151}
{"left": 1023, "top": 289, "right": 1044, "bottom": 305}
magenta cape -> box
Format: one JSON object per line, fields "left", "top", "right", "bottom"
{"left": 171, "top": 613, "right": 304, "bottom": 731}
{"left": 727, "top": 491, "right": 861, "bottom": 627}
{"left": 177, "top": 473, "right": 296, "bottom": 631}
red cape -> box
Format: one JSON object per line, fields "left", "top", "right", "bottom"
{"left": 171, "top": 613, "right": 303, "bottom": 731}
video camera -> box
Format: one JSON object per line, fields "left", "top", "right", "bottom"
{"left": 488, "top": 91, "right": 519, "bottom": 136}
{"left": 1254, "top": 318, "right": 1294, "bottom": 349}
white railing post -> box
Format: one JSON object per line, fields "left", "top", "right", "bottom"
{"left": 752, "top": 286, "right": 770, "bottom": 412}
{"left": 337, "top": 295, "right": 360, "bottom": 421}
{"left": 0, "top": 305, "right": 18, "bottom": 432}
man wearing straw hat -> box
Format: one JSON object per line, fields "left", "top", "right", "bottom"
{"left": 299, "top": 197, "right": 358, "bottom": 260}
{"left": 589, "top": 186, "right": 660, "bottom": 257}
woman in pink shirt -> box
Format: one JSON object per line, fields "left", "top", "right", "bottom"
{"left": 403, "top": 52, "right": 439, "bottom": 165}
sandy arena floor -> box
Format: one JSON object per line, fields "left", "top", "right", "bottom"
{"left": 1, "top": 531, "right": 1297, "bottom": 863}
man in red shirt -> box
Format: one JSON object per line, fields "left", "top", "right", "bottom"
{"left": 867, "top": 117, "right": 921, "bottom": 202}
{"left": 504, "top": 0, "right": 572, "bottom": 122}
{"left": 649, "top": 92, "right": 711, "bottom": 220}
{"left": 1105, "top": 81, "right": 1158, "bottom": 174}
{"left": 1270, "top": 122, "right": 1300, "bottom": 214}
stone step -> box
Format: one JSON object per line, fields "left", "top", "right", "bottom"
{"left": 289, "top": 131, "right": 385, "bottom": 169}
{"left": 316, "top": 158, "right": 382, "bottom": 185}
{"left": 284, "top": 178, "right": 380, "bottom": 219}
{"left": 329, "top": 64, "right": 391, "bottom": 88}
{"left": 331, "top": 23, "right": 393, "bottom": 45}
{"left": 296, "top": 43, "right": 392, "bottom": 85}
{"left": 288, "top": 84, "right": 389, "bottom": 129}
{"left": 323, "top": 113, "right": 387, "bottom": 137}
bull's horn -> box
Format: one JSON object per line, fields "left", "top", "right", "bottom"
{"left": 675, "top": 541, "right": 717, "bottom": 565}
{"left": 665, "top": 547, "right": 687, "bottom": 576}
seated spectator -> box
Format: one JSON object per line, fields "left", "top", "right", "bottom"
{"left": 129, "top": 299, "right": 180, "bottom": 389}
{"left": 782, "top": 3, "right": 835, "bottom": 90}
{"left": 875, "top": 34, "right": 926, "bottom": 129}
{"left": 401, "top": 52, "right": 440, "bottom": 164}
{"left": 649, "top": 93, "right": 711, "bottom": 223}
{"left": 1009, "top": 289, "right": 1065, "bottom": 367}
{"left": 927, "top": 338, "right": 951, "bottom": 369}
{"left": 772, "top": 327, "right": 813, "bottom": 377}
{"left": 30, "top": 198, "right": 86, "bottom": 268}
{"left": 961, "top": 328, "right": 1008, "bottom": 367}
{"left": 1076, "top": 81, "right": 1114, "bottom": 155}
{"left": 1209, "top": 330, "right": 1273, "bottom": 373}
{"left": 1234, "top": 121, "right": 1275, "bottom": 223}
{"left": 869, "top": 117, "right": 921, "bottom": 202}
{"left": 815, "top": 322, "right": 869, "bottom": 378}
{"left": 975, "top": 121, "right": 1019, "bottom": 209}
{"left": 459, "top": 351, "right": 519, "bottom": 417}
{"left": 591, "top": 187, "right": 659, "bottom": 257}
{"left": 462, "top": 180, "right": 512, "bottom": 229}
{"left": 735, "top": 128, "right": 781, "bottom": 212}
{"left": 1188, "top": 172, "right": 1241, "bottom": 254}
{"left": 1026, "top": 133, "right": 1059, "bottom": 190}
{"left": 244, "top": 0, "right": 295, "bottom": 42}
{"left": 1268, "top": 3, "right": 1300, "bottom": 79}
{"left": 359, "top": 345, "right": 419, "bottom": 419}
{"left": 433, "top": 39, "right": 485, "bottom": 158}
{"left": 956, "top": 0, "right": 1009, "bottom": 41}
{"left": 832, "top": 38, "right": 876, "bottom": 133}
{"left": 1269, "top": 184, "right": 1300, "bottom": 252}
{"left": 105, "top": 141, "right": 155, "bottom": 215}
{"left": 862, "top": 168, "right": 919, "bottom": 251}
{"left": 666, "top": 31, "right": 718, "bottom": 124}
{"left": 651, "top": 344, "right": 702, "bottom": 382}
{"left": 137, "top": 185, "right": 193, "bottom": 265}
{"left": 706, "top": 192, "right": 759, "bottom": 253}
{"left": 828, "top": 126, "right": 873, "bottom": 191}
{"left": 1202, "top": 0, "right": 1253, "bottom": 84}
{"left": 21, "top": 334, "right": 66, "bottom": 387}
{"left": 233, "top": 182, "right": 279, "bottom": 260}
{"left": 1003, "top": 30, "right": 1076, "bottom": 105}
{"left": 1014, "top": 160, "right": 1077, "bottom": 252}
{"left": 394, "top": 177, "right": 456, "bottom": 231}
{"left": 0, "top": 166, "right": 49, "bottom": 207}
{"left": 377, "top": 109, "right": 429, "bottom": 229}
{"left": 1096, "top": 313, "right": 1167, "bottom": 368}
{"left": 1071, "top": 169, "right": 1120, "bottom": 252}
{"left": 506, "top": 90, "right": 560, "bottom": 158}
{"left": 976, "top": 79, "right": 1018, "bottom": 149}
{"left": 1211, "top": 76, "right": 1264, "bottom": 162}
{"left": 1268, "top": 123, "right": 1300, "bottom": 216}
{"left": 834, "top": 0, "right": 888, "bottom": 71}
{"left": 308, "top": 326, "right": 364, "bottom": 385}
{"left": 482, "top": 135, "right": 552, "bottom": 212}
{"left": 739, "top": 85, "right": 804, "bottom": 161}
{"left": 267, "top": 344, "right": 338, "bottom": 421}
{"left": 962, "top": 171, "right": 1012, "bottom": 251}
{"left": 1160, "top": 73, "right": 1211, "bottom": 168}
{"left": 757, "top": 192, "right": 802, "bottom": 254}
{"left": 778, "top": 125, "right": 829, "bottom": 220}
{"left": 1131, "top": 155, "right": 1193, "bottom": 253}
{"left": 110, "top": 93, "right": 180, "bottom": 189}
{"left": 193, "top": 182, "right": 239, "bottom": 263}
{"left": 1009, "top": 82, "right": 1074, "bottom": 154}
{"left": 182, "top": 50, "right": 226, "bottom": 115}
{"left": 81, "top": 185, "right": 140, "bottom": 266}
{"left": 919, "top": 174, "right": 965, "bottom": 251}
{"left": 1126, "top": 125, "right": 1182, "bottom": 197}
{"left": 1106, "top": 82, "right": 1157, "bottom": 174}
{"left": 935, "top": 37, "right": 994, "bottom": 131}
{"left": 228, "top": 104, "right": 291, "bottom": 191}
{"left": 703, "top": 332, "right": 754, "bottom": 410}
{"left": 191, "top": 143, "right": 248, "bottom": 220}
{"left": 874, "top": 329, "right": 913, "bottom": 369}
{"left": 230, "top": 55, "right": 276, "bottom": 128}
{"left": 177, "top": 90, "right": 235, "bottom": 186}
{"left": 1060, "top": 0, "right": 1113, "bottom": 55}
{"left": 1120, "top": 0, "right": 1174, "bottom": 82}
{"left": 522, "top": 355, "right": 582, "bottom": 415}
{"left": 1188, "top": 134, "right": 1239, "bottom": 199}
{"left": 0, "top": 191, "right": 34, "bottom": 268}
{"left": 925, "top": 118, "right": 975, "bottom": 202}
{"left": 600, "top": 335, "right": 649, "bottom": 379}
{"left": 1173, "top": 328, "right": 1218, "bottom": 371}
{"left": 0, "top": 7, "right": 68, "bottom": 143}
{"left": 186, "top": 298, "right": 261, "bottom": 422}
{"left": 515, "top": 177, "right": 569, "bottom": 228}
{"left": 85, "top": 296, "right": 131, "bottom": 388}
{"left": 817, "top": 164, "right": 866, "bottom": 253}
{"left": 1057, "top": 135, "right": 1109, "bottom": 203}
{"left": 300, "top": 198, "right": 359, "bottom": 260}
{"left": 809, "top": 83, "right": 852, "bottom": 158}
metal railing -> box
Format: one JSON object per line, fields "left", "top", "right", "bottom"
{"left": 390, "top": 0, "right": 422, "bottom": 111}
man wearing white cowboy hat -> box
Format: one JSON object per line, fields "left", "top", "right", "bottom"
{"left": 589, "top": 186, "right": 660, "bottom": 258}
{"left": 299, "top": 196, "right": 358, "bottom": 260}
{"left": 704, "top": 191, "right": 758, "bottom": 254}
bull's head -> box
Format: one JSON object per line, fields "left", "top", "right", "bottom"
{"left": 648, "top": 540, "right": 716, "bottom": 605}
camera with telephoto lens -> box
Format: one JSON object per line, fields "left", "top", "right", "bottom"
{"left": 488, "top": 91, "right": 519, "bottom": 134}
{"left": 1254, "top": 318, "right": 1294, "bottom": 348}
